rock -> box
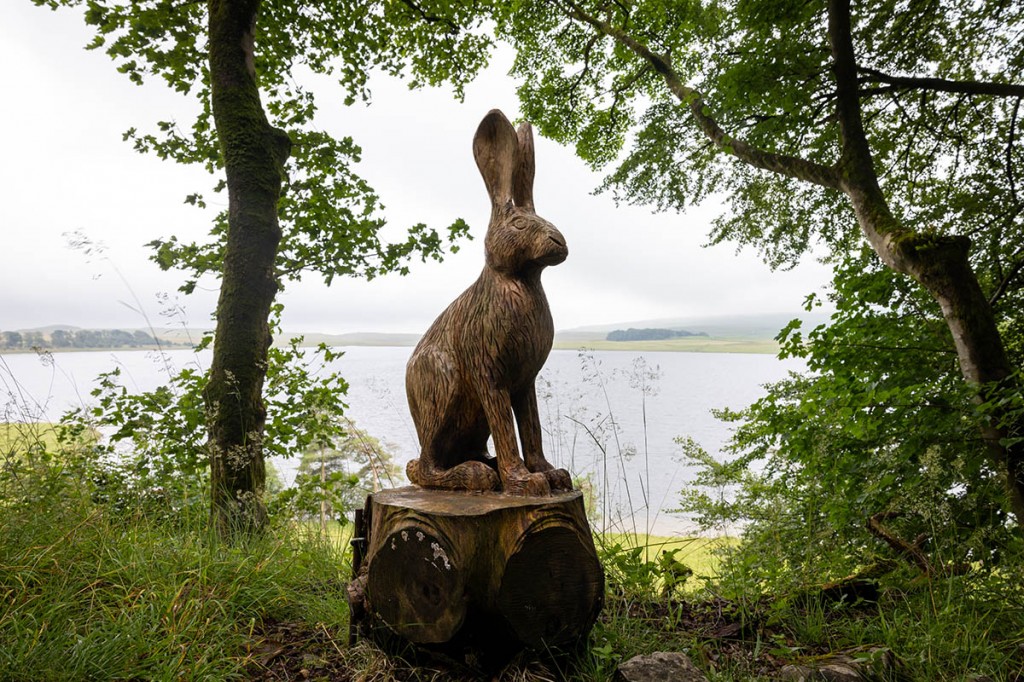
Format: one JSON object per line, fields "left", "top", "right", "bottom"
{"left": 779, "top": 662, "right": 861, "bottom": 681}
{"left": 616, "top": 651, "right": 708, "bottom": 682}
{"left": 779, "top": 647, "right": 900, "bottom": 681}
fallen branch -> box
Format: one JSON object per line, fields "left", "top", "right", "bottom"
{"left": 866, "top": 511, "right": 934, "bottom": 575}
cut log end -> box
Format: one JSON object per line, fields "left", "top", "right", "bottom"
{"left": 366, "top": 528, "right": 465, "bottom": 644}
{"left": 498, "top": 526, "right": 604, "bottom": 648}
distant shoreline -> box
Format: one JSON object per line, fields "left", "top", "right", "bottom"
{"left": 0, "top": 344, "right": 178, "bottom": 355}
{"left": 2, "top": 337, "right": 779, "bottom": 356}
{"left": 4, "top": 316, "right": 801, "bottom": 356}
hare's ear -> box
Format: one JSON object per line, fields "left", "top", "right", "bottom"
{"left": 473, "top": 110, "right": 518, "bottom": 209}
{"left": 512, "top": 122, "right": 535, "bottom": 212}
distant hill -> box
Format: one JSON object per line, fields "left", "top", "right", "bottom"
{"left": 550, "top": 312, "right": 831, "bottom": 353}
{"left": 153, "top": 327, "right": 211, "bottom": 345}
{"left": 564, "top": 312, "right": 830, "bottom": 340}
{"left": 0, "top": 326, "right": 422, "bottom": 353}
{"left": 13, "top": 324, "right": 83, "bottom": 334}
{"left": 288, "top": 332, "right": 421, "bottom": 347}
{"left": 103, "top": 328, "right": 423, "bottom": 348}
{"left": 1, "top": 326, "right": 189, "bottom": 352}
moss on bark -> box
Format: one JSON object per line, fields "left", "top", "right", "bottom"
{"left": 205, "top": 0, "right": 290, "bottom": 539}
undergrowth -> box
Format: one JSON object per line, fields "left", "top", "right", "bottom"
{"left": 3, "top": 423, "right": 1024, "bottom": 680}
{"left": 0, "top": 435, "right": 350, "bottom": 681}
{"left": 579, "top": 531, "right": 1024, "bottom": 681}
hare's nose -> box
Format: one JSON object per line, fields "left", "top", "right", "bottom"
{"left": 548, "top": 234, "right": 566, "bottom": 248}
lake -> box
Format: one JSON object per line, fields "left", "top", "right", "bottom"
{"left": 0, "top": 346, "right": 803, "bottom": 534}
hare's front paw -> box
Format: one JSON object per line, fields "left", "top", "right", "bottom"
{"left": 450, "top": 461, "right": 502, "bottom": 491}
{"left": 504, "top": 471, "right": 551, "bottom": 496}
{"left": 543, "top": 468, "right": 573, "bottom": 492}
{"left": 523, "top": 458, "right": 573, "bottom": 491}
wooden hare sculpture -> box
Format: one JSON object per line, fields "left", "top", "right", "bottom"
{"left": 405, "top": 110, "right": 572, "bottom": 496}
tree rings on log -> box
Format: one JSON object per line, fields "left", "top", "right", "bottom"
{"left": 366, "top": 524, "right": 465, "bottom": 644}
{"left": 499, "top": 523, "right": 602, "bottom": 648}
{"left": 351, "top": 486, "right": 603, "bottom": 659}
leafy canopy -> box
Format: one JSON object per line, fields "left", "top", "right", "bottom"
{"left": 496, "top": 0, "right": 1023, "bottom": 278}
{"left": 34, "top": 0, "right": 498, "bottom": 291}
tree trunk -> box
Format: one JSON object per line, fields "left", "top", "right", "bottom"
{"left": 349, "top": 487, "right": 603, "bottom": 666}
{"left": 827, "top": 0, "right": 1024, "bottom": 522}
{"left": 205, "top": 0, "right": 291, "bottom": 539}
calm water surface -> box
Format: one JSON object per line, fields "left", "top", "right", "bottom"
{"left": 1, "top": 346, "right": 803, "bottom": 534}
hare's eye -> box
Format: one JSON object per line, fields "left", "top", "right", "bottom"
{"left": 510, "top": 217, "right": 528, "bottom": 231}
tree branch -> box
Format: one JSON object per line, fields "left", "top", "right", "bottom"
{"left": 832, "top": 342, "right": 956, "bottom": 355}
{"left": 566, "top": 33, "right": 601, "bottom": 105}
{"left": 859, "top": 67, "right": 1024, "bottom": 99}
{"left": 398, "top": 0, "right": 458, "bottom": 32}
{"left": 558, "top": 0, "right": 842, "bottom": 190}
{"left": 866, "top": 512, "right": 933, "bottom": 576}
{"left": 828, "top": 0, "right": 921, "bottom": 271}
{"left": 989, "top": 248, "right": 1024, "bottom": 307}
{"left": 1008, "top": 97, "right": 1021, "bottom": 206}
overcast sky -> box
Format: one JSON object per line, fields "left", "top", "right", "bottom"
{"left": 1, "top": 3, "right": 834, "bottom": 336}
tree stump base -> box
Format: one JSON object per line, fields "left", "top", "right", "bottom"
{"left": 348, "top": 486, "right": 603, "bottom": 665}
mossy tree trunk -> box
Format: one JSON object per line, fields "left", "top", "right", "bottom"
{"left": 205, "top": 0, "right": 291, "bottom": 539}
{"left": 827, "top": 0, "right": 1024, "bottom": 522}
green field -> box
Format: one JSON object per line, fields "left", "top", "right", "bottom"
{"left": 3, "top": 421, "right": 1021, "bottom": 680}
{"left": 0, "top": 344, "right": 172, "bottom": 355}
{"left": 598, "top": 532, "right": 739, "bottom": 584}
{"left": 0, "top": 421, "right": 61, "bottom": 452}
{"left": 553, "top": 336, "right": 779, "bottom": 354}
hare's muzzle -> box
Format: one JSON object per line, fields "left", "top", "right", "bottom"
{"left": 540, "top": 229, "right": 568, "bottom": 266}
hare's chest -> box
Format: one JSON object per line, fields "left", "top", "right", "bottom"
{"left": 472, "top": 280, "right": 553, "bottom": 386}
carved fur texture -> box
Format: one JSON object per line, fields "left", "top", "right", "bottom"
{"left": 405, "top": 109, "right": 572, "bottom": 496}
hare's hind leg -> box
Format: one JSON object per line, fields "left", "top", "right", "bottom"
{"left": 406, "top": 420, "right": 499, "bottom": 491}
{"left": 406, "top": 347, "right": 499, "bottom": 492}
{"left": 407, "top": 458, "right": 499, "bottom": 491}
{"left": 514, "top": 385, "right": 573, "bottom": 492}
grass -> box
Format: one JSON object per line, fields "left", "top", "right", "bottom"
{"left": 0, "top": 424, "right": 347, "bottom": 680}
{"left": 553, "top": 337, "right": 779, "bottom": 354}
{"left": 598, "top": 533, "right": 739, "bottom": 587}
{"left": 4, "top": 499, "right": 1022, "bottom": 681}
{"left": 0, "top": 501, "right": 351, "bottom": 680}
